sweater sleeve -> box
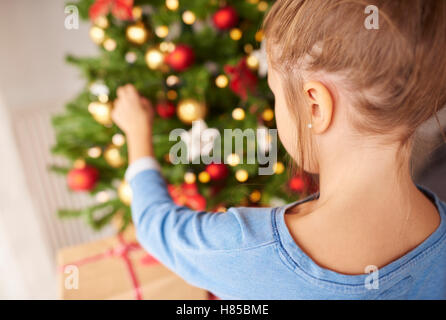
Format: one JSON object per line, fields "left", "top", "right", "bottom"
{"left": 127, "top": 166, "right": 276, "bottom": 291}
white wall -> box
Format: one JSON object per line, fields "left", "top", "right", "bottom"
{"left": 0, "top": 99, "right": 55, "bottom": 299}
{"left": 0, "top": 0, "right": 102, "bottom": 299}
{"left": 0, "top": 0, "right": 96, "bottom": 110}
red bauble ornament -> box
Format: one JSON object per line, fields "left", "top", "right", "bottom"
{"left": 289, "top": 176, "right": 305, "bottom": 193}
{"left": 182, "top": 182, "right": 199, "bottom": 195}
{"left": 89, "top": 0, "right": 134, "bottom": 22}
{"left": 224, "top": 58, "right": 258, "bottom": 100}
{"left": 206, "top": 163, "right": 229, "bottom": 181}
{"left": 67, "top": 165, "right": 99, "bottom": 191}
{"left": 212, "top": 6, "right": 239, "bottom": 30}
{"left": 186, "top": 193, "right": 207, "bottom": 211}
{"left": 167, "top": 183, "right": 207, "bottom": 211}
{"left": 156, "top": 101, "right": 176, "bottom": 118}
{"left": 165, "top": 44, "right": 195, "bottom": 71}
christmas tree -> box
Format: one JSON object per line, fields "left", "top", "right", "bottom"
{"left": 52, "top": 0, "right": 311, "bottom": 231}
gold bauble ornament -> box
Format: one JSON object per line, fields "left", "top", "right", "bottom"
{"left": 112, "top": 133, "right": 126, "bottom": 147}
{"left": 95, "top": 191, "right": 110, "bottom": 203}
{"left": 249, "top": 190, "right": 262, "bottom": 203}
{"left": 177, "top": 99, "right": 207, "bottom": 124}
{"left": 98, "top": 94, "right": 109, "bottom": 103}
{"left": 182, "top": 10, "right": 196, "bottom": 25}
{"left": 215, "top": 206, "right": 227, "bottom": 213}
{"left": 215, "top": 75, "right": 229, "bottom": 88}
{"left": 262, "top": 108, "right": 274, "bottom": 122}
{"left": 274, "top": 161, "right": 285, "bottom": 174}
{"left": 255, "top": 29, "right": 264, "bottom": 42}
{"left": 132, "top": 6, "right": 143, "bottom": 20}
{"left": 244, "top": 44, "right": 254, "bottom": 54}
{"left": 167, "top": 90, "right": 178, "bottom": 100}
{"left": 88, "top": 101, "right": 113, "bottom": 126}
{"left": 73, "top": 158, "right": 86, "bottom": 169}
{"left": 103, "top": 38, "right": 117, "bottom": 51}
{"left": 235, "top": 169, "right": 249, "bottom": 182}
{"left": 226, "top": 153, "right": 241, "bottom": 167}
{"left": 155, "top": 25, "right": 169, "bottom": 38}
{"left": 118, "top": 180, "right": 132, "bottom": 206}
{"left": 93, "top": 16, "right": 109, "bottom": 29}
{"left": 125, "top": 51, "right": 138, "bottom": 64}
{"left": 89, "top": 26, "right": 105, "bottom": 45}
{"left": 198, "top": 171, "right": 211, "bottom": 184}
{"left": 160, "top": 64, "right": 170, "bottom": 73}
{"left": 232, "top": 108, "right": 245, "bottom": 121}
{"left": 258, "top": 1, "right": 269, "bottom": 11}
{"left": 230, "top": 28, "right": 242, "bottom": 41}
{"left": 104, "top": 145, "right": 125, "bottom": 168}
{"left": 166, "top": 75, "right": 180, "bottom": 87}
{"left": 184, "top": 172, "right": 196, "bottom": 184}
{"left": 246, "top": 55, "right": 259, "bottom": 70}
{"left": 88, "top": 147, "right": 102, "bottom": 159}
{"left": 159, "top": 41, "right": 176, "bottom": 53}
{"left": 166, "top": 0, "right": 179, "bottom": 11}
{"left": 145, "top": 47, "right": 165, "bottom": 70}
{"left": 126, "top": 22, "right": 148, "bottom": 45}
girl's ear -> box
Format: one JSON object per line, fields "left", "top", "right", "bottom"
{"left": 303, "top": 81, "right": 334, "bottom": 134}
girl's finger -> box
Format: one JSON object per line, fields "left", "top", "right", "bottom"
{"left": 125, "top": 84, "right": 138, "bottom": 97}
{"left": 140, "top": 97, "right": 150, "bottom": 108}
{"left": 117, "top": 86, "right": 126, "bottom": 98}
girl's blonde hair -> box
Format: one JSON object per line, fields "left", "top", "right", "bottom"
{"left": 263, "top": 0, "right": 446, "bottom": 175}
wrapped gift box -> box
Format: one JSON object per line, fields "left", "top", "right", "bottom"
{"left": 57, "top": 226, "right": 208, "bottom": 300}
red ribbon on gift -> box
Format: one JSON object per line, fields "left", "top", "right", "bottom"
{"left": 59, "top": 233, "right": 158, "bottom": 300}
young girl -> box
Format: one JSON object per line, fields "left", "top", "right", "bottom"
{"left": 112, "top": 0, "right": 446, "bottom": 299}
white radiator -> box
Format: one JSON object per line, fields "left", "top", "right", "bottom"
{"left": 11, "top": 105, "right": 113, "bottom": 256}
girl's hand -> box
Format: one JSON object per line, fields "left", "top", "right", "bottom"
{"left": 113, "top": 84, "right": 155, "bottom": 162}
{"left": 112, "top": 84, "right": 154, "bottom": 137}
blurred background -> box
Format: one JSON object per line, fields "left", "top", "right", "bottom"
{"left": 0, "top": 0, "right": 444, "bottom": 299}
{"left": 0, "top": 0, "right": 113, "bottom": 299}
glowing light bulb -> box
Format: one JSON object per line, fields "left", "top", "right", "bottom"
{"left": 227, "top": 153, "right": 241, "bottom": 167}
{"left": 182, "top": 11, "right": 196, "bottom": 25}
{"left": 215, "top": 75, "right": 229, "bottom": 88}
{"left": 232, "top": 108, "right": 245, "bottom": 120}
{"left": 235, "top": 169, "right": 249, "bottom": 182}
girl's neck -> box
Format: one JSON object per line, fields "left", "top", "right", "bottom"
{"left": 317, "top": 144, "right": 412, "bottom": 207}
{"left": 286, "top": 144, "right": 441, "bottom": 275}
